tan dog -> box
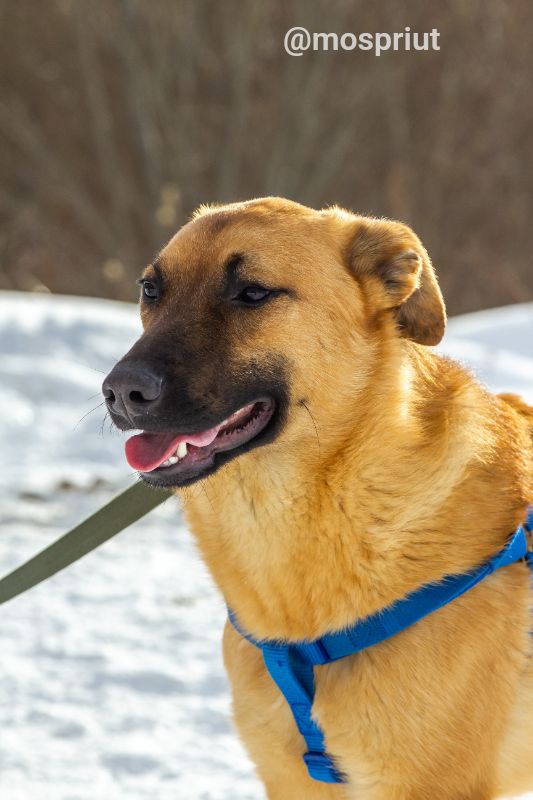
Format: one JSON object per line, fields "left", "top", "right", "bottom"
{"left": 103, "top": 198, "right": 533, "bottom": 799}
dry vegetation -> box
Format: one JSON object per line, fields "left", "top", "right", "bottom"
{"left": 0, "top": 0, "right": 531, "bottom": 313}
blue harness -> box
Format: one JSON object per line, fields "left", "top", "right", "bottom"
{"left": 229, "top": 508, "right": 533, "bottom": 784}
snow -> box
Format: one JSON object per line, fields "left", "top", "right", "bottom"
{"left": 0, "top": 290, "right": 532, "bottom": 800}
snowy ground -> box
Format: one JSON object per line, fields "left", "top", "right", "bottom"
{"left": 0, "top": 291, "right": 532, "bottom": 800}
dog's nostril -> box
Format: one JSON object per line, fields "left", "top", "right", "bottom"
{"left": 102, "top": 385, "right": 116, "bottom": 403}
{"left": 129, "top": 390, "right": 149, "bottom": 404}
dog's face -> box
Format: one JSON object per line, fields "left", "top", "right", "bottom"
{"left": 103, "top": 198, "right": 446, "bottom": 488}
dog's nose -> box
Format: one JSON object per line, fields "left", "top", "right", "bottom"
{"left": 102, "top": 363, "right": 163, "bottom": 422}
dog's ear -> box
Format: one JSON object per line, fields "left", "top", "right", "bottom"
{"left": 348, "top": 218, "right": 446, "bottom": 346}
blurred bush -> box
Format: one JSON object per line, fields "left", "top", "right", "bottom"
{"left": 0, "top": 0, "right": 531, "bottom": 313}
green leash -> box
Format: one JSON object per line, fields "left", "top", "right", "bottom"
{"left": 0, "top": 481, "right": 171, "bottom": 606}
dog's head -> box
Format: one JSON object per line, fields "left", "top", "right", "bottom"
{"left": 103, "top": 198, "right": 445, "bottom": 487}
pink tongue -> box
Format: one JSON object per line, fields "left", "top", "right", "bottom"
{"left": 125, "top": 425, "right": 221, "bottom": 472}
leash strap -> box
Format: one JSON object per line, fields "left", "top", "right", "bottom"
{"left": 229, "top": 507, "right": 533, "bottom": 784}
{"left": 0, "top": 482, "right": 171, "bottom": 606}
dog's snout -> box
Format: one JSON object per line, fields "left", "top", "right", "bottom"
{"left": 102, "top": 363, "right": 163, "bottom": 423}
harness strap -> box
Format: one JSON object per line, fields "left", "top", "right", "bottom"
{"left": 525, "top": 512, "right": 533, "bottom": 568}
{"left": 262, "top": 645, "right": 344, "bottom": 783}
{"left": 229, "top": 508, "right": 533, "bottom": 785}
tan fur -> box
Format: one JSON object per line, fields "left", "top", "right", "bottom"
{"left": 148, "top": 198, "right": 533, "bottom": 798}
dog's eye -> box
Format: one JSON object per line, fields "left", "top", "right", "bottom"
{"left": 138, "top": 279, "right": 159, "bottom": 302}
{"left": 235, "top": 285, "right": 272, "bottom": 305}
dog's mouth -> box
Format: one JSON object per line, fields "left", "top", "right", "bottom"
{"left": 125, "top": 398, "right": 276, "bottom": 487}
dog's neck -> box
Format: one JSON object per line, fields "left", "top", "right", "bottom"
{"left": 181, "top": 344, "right": 527, "bottom": 641}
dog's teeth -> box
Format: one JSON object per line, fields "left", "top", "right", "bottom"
{"left": 167, "top": 455, "right": 178, "bottom": 465}
{"left": 177, "top": 442, "right": 188, "bottom": 459}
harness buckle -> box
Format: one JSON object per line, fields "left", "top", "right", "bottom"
{"left": 303, "top": 751, "right": 346, "bottom": 784}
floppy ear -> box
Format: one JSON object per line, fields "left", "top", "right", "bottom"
{"left": 348, "top": 217, "right": 446, "bottom": 346}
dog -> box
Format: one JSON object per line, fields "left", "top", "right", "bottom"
{"left": 103, "top": 197, "right": 533, "bottom": 799}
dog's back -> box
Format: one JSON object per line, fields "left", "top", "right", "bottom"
{"left": 500, "top": 392, "right": 533, "bottom": 433}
